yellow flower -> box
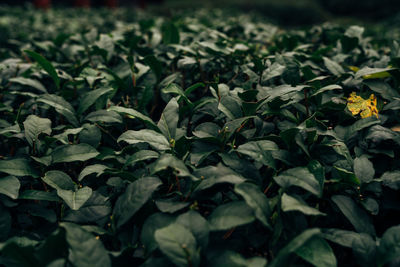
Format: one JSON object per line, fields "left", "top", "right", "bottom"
{"left": 347, "top": 92, "right": 379, "bottom": 118}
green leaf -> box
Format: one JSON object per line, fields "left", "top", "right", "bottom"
{"left": 352, "top": 233, "right": 376, "bottom": 267}
{"left": 331, "top": 195, "right": 375, "bottom": 235}
{"left": 63, "top": 191, "right": 111, "bottom": 223}
{"left": 281, "top": 193, "right": 326, "bottom": 216}
{"left": 141, "top": 213, "right": 175, "bottom": 254}
{"left": 377, "top": 225, "right": 400, "bottom": 266}
{"left": 108, "top": 106, "right": 157, "bottom": 128}
{"left": 42, "top": 170, "right": 74, "bottom": 190}
{"left": 0, "top": 158, "right": 38, "bottom": 177}
{"left": 42, "top": 171, "right": 92, "bottom": 210}
{"left": 37, "top": 94, "right": 79, "bottom": 127}
{"left": 236, "top": 140, "right": 278, "bottom": 169}
{"left": 113, "top": 177, "right": 162, "bottom": 228}
{"left": 334, "top": 117, "right": 380, "bottom": 141}
{"left": 209, "top": 250, "right": 267, "bottom": 267}
{"left": 234, "top": 182, "right": 271, "bottom": 228}
{"left": 0, "top": 206, "right": 11, "bottom": 241}
{"left": 269, "top": 228, "right": 321, "bottom": 267}
{"left": 79, "top": 124, "right": 101, "bottom": 148}
{"left": 310, "top": 84, "right": 342, "bottom": 97}
{"left": 162, "top": 83, "right": 191, "bottom": 104}
{"left": 364, "top": 80, "right": 400, "bottom": 100}
{"left": 158, "top": 97, "right": 179, "bottom": 141}
{"left": 223, "top": 116, "right": 254, "bottom": 140}
{"left": 0, "top": 124, "right": 21, "bottom": 136}
{"left": 9, "top": 77, "right": 47, "bottom": 93}
{"left": 52, "top": 127, "right": 83, "bottom": 145}
{"left": 162, "top": 22, "right": 180, "bottom": 45}
{"left": 208, "top": 201, "right": 255, "bottom": 231}
{"left": 262, "top": 62, "right": 286, "bottom": 81}
{"left": 18, "top": 190, "right": 59, "bottom": 202}
{"left": 95, "top": 34, "right": 115, "bottom": 61}
{"left": 355, "top": 66, "right": 394, "bottom": 80}
{"left": 24, "top": 50, "right": 60, "bottom": 88}
{"left": 380, "top": 171, "right": 400, "bottom": 190}
{"left": 124, "top": 150, "right": 159, "bottom": 168}
{"left": 0, "top": 176, "right": 20, "bottom": 199}
{"left": 155, "top": 199, "right": 190, "bottom": 213}
{"left": 307, "top": 160, "right": 325, "bottom": 192}
{"left": 51, "top": 144, "right": 99, "bottom": 163}
{"left": 78, "top": 164, "right": 108, "bottom": 181}
{"left": 322, "top": 228, "right": 362, "bottom": 248}
{"left": 193, "top": 164, "right": 245, "bottom": 192}
{"left": 144, "top": 55, "right": 162, "bottom": 80}
{"left": 155, "top": 223, "right": 199, "bottom": 267}
{"left": 60, "top": 222, "right": 111, "bottom": 267}
{"left": 334, "top": 167, "right": 360, "bottom": 185}
{"left": 353, "top": 156, "right": 375, "bottom": 183}
{"left": 295, "top": 237, "right": 337, "bottom": 267}
{"left": 84, "top": 110, "right": 123, "bottom": 124}
{"left": 118, "top": 129, "right": 170, "bottom": 151}
{"left": 218, "top": 95, "right": 243, "bottom": 120}
{"left": 77, "top": 87, "right": 114, "bottom": 115}
{"left": 176, "top": 211, "right": 210, "bottom": 248}
{"left": 274, "top": 167, "right": 321, "bottom": 197}
{"left": 150, "top": 154, "right": 191, "bottom": 177}
{"left": 57, "top": 187, "right": 93, "bottom": 211}
{"left": 23, "top": 115, "right": 52, "bottom": 146}
{"left": 323, "top": 57, "right": 344, "bottom": 76}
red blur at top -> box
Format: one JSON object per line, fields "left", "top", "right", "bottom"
{"left": 34, "top": 0, "right": 51, "bottom": 9}
{"left": 74, "top": 0, "right": 91, "bottom": 8}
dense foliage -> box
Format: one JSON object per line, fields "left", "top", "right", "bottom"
{"left": 1, "top": 7, "right": 400, "bottom": 267}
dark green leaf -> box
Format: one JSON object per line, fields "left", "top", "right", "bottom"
{"left": 51, "top": 144, "right": 99, "bottom": 163}
{"left": 269, "top": 228, "right": 321, "bottom": 267}
{"left": 118, "top": 129, "right": 170, "bottom": 151}
{"left": 208, "top": 201, "right": 255, "bottom": 231}
{"left": 114, "top": 177, "right": 162, "bottom": 228}
{"left": 295, "top": 237, "right": 337, "bottom": 267}
{"left": 9, "top": 77, "right": 47, "bottom": 93}
{"left": 377, "top": 225, "right": 400, "bottom": 266}
{"left": 60, "top": 222, "right": 111, "bottom": 267}
{"left": 274, "top": 167, "right": 321, "bottom": 197}
{"left": 0, "top": 176, "right": 20, "bottom": 199}
{"left": 38, "top": 94, "right": 79, "bottom": 127}
{"left": 155, "top": 223, "right": 199, "bottom": 267}
{"left": 77, "top": 87, "right": 113, "bottom": 115}
{"left": 157, "top": 97, "right": 179, "bottom": 141}
{"left": 176, "top": 211, "right": 210, "bottom": 248}
{"left": 25, "top": 50, "right": 60, "bottom": 88}
{"left": 234, "top": 182, "right": 271, "bottom": 228}
{"left": 23, "top": 115, "right": 52, "bottom": 146}
{"left": 236, "top": 140, "right": 278, "bottom": 169}
{"left": 281, "top": 193, "right": 326, "bottom": 216}
{"left": 0, "top": 158, "right": 38, "bottom": 177}
{"left": 331, "top": 195, "right": 375, "bottom": 235}
{"left": 141, "top": 213, "right": 175, "bottom": 254}
{"left": 353, "top": 156, "right": 375, "bottom": 183}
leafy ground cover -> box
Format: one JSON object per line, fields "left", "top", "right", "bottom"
{"left": 1, "top": 6, "right": 400, "bottom": 267}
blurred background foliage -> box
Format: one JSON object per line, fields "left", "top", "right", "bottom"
{"left": 1, "top": 0, "right": 400, "bottom": 26}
